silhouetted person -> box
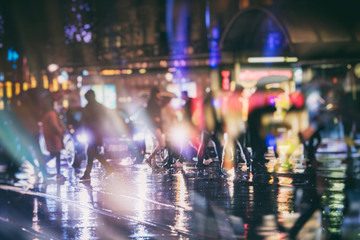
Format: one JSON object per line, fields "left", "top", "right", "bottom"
{"left": 41, "top": 96, "right": 66, "bottom": 181}
{"left": 9, "top": 90, "right": 51, "bottom": 180}
{"left": 144, "top": 88, "right": 167, "bottom": 169}
{"left": 197, "top": 91, "right": 223, "bottom": 172}
{"left": 79, "top": 90, "right": 114, "bottom": 181}
{"left": 288, "top": 131, "right": 324, "bottom": 239}
{"left": 247, "top": 103, "right": 276, "bottom": 174}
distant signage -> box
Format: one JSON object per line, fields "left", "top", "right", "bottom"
{"left": 221, "top": 70, "right": 231, "bottom": 90}
{"left": 238, "top": 70, "right": 292, "bottom": 82}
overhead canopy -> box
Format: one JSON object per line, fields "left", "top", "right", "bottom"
{"left": 220, "top": 2, "right": 360, "bottom": 62}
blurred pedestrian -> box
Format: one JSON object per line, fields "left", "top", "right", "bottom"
{"left": 247, "top": 90, "right": 276, "bottom": 174}
{"left": 41, "top": 96, "right": 66, "bottom": 181}
{"left": 144, "top": 87, "right": 167, "bottom": 169}
{"left": 79, "top": 90, "right": 115, "bottom": 181}
{"left": 197, "top": 90, "right": 223, "bottom": 172}
{"left": 9, "top": 90, "right": 52, "bottom": 180}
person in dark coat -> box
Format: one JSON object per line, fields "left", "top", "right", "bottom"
{"left": 79, "top": 90, "right": 114, "bottom": 181}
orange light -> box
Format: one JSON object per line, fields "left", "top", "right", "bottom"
{"left": 100, "top": 69, "right": 121, "bottom": 75}
{"left": 62, "top": 81, "right": 68, "bottom": 90}
{"left": 31, "top": 76, "right": 37, "bottom": 88}
{"left": 52, "top": 78, "right": 59, "bottom": 92}
{"left": 15, "top": 82, "right": 21, "bottom": 95}
{"left": 0, "top": 82, "right": 3, "bottom": 98}
{"left": 6, "top": 82, "right": 12, "bottom": 99}
{"left": 23, "top": 82, "right": 29, "bottom": 91}
{"left": 43, "top": 75, "right": 49, "bottom": 89}
{"left": 333, "top": 77, "right": 338, "bottom": 84}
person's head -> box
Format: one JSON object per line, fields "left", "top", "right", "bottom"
{"left": 149, "top": 87, "right": 160, "bottom": 99}
{"left": 85, "top": 89, "right": 96, "bottom": 103}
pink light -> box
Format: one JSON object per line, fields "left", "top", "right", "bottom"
{"left": 221, "top": 70, "right": 230, "bottom": 90}
{"left": 238, "top": 70, "right": 293, "bottom": 82}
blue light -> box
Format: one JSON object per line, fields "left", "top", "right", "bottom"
{"left": 205, "top": 0, "right": 210, "bottom": 29}
{"left": 166, "top": 0, "right": 175, "bottom": 43}
{"left": 209, "top": 58, "right": 218, "bottom": 68}
{"left": 60, "top": 71, "right": 69, "bottom": 80}
{"left": 265, "top": 133, "right": 277, "bottom": 150}
{"left": 211, "top": 28, "right": 219, "bottom": 39}
{"left": 82, "top": 70, "right": 89, "bottom": 76}
{"left": 7, "top": 48, "right": 19, "bottom": 62}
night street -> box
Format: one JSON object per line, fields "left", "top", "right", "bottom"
{"left": 0, "top": 143, "right": 359, "bottom": 240}
{"left": 1, "top": 0, "right": 360, "bottom": 239}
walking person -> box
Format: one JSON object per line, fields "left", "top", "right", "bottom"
{"left": 144, "top": 87, "right": 167, "bottom": 170}
{"left": 41, "top": 96, "right": 66, "bottom": 181}
{"left": 79, "top": 90, "right": 115, "bottom": 181}
{"left": 10, "top": 90, "right": 53, "bottom": 181}
{"left": 196, "top": 90, "right": 223, "bottom": 172}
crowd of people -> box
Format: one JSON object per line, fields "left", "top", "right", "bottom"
{"left": 0, "top": 83, "right": 359, "bottom": 186}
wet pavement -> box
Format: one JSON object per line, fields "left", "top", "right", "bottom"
{"left": 0, "top": 143, "right": 360, "bottom": 240}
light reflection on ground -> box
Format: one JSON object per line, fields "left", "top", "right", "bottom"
{"left": 0, "top": 147, "right": 359, "bottom": 239}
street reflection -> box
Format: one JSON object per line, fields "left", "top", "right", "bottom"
{"left": 0, "top": 152, "right": 358, "bottom": 239}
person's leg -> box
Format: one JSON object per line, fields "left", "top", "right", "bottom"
{"left": 53, "top": 151, "right": 66, "bottom": 180}
{"left": 145, "top": 128, "right": 165, "bottom": 167}
{"left": 197, "top": 131, "right": 210, "bottom": 168}
{"left": 211, "top": 132, "right": 223, "bottom": 168}
{"left": 92, "top": 147, "right": 114, "bottom": 173}
{"left": 53, "top": 152, "right": 61, "bottom": 175}
{"left": 82, "top": 144, "right": 95, "bottom": 178}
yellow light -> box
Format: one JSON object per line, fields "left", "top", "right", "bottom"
{"left": 6, "top": 82, "right": 12, "bottom": 99}
{"left": 165, "top": 72, "right": 173, "bottom": 81}
{"left": 62, "top": 81, "right": 68, "bottom": 90}
{"left": 0, "top": 100, "right": 4, "bottom": 110}
{"left": 285, "top": 57, "right": 298, "bottom": 62}
{"left": 139, "top": 68, "right": 146, "bottom": 74}
{"left": 15, "top": 82, "right": 21, "bottom": 95}
{"left": 30, "top": 76, "right": 37, "bottom": 88}
{"left": 248, "top": 57, "right": 285, "bottom": 63}
{"left": 52, "top": 78, "right": 59, "bottom": 92}
{"left": 230, "top": 81, "right": 236, "bottom": 91}
{"left": 23, "top": 82, "right": 29, "bottom": 91}
{"left": 43, "top": 75, "right": 49, "bottom": 89}
{"left": 100, "top": 69, "right": 121, "bottom": 75}
{"left": 0, "top": 82, "right": 3, "bottom": 98}
{"left": 62, "top": 99, "right": 69, "bottom": 109}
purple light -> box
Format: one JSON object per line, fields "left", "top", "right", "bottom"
{"left": 83, "top": 32, "right": 92, "bottom": 43}
{"left": 268, "top": 95, "right": 276, "bottom": 106}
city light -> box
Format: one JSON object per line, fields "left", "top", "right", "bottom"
{"left": 43, "top": 75, "right": 49, "bottom": 89}
{"left": 47, "top": 63, "right": 59, "bottom": 72}
{"left": 23, "top": 82, "right": 29, "bottom": 91}
{"left": 247, "top": 57, "right": 298, "bottom": 63}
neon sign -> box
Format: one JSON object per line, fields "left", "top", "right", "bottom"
{"left": 239, "top": 70, "right": 292, "bottom": 82}
{"left": 221, "top": 70, "right": 230, "bottom": 90}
